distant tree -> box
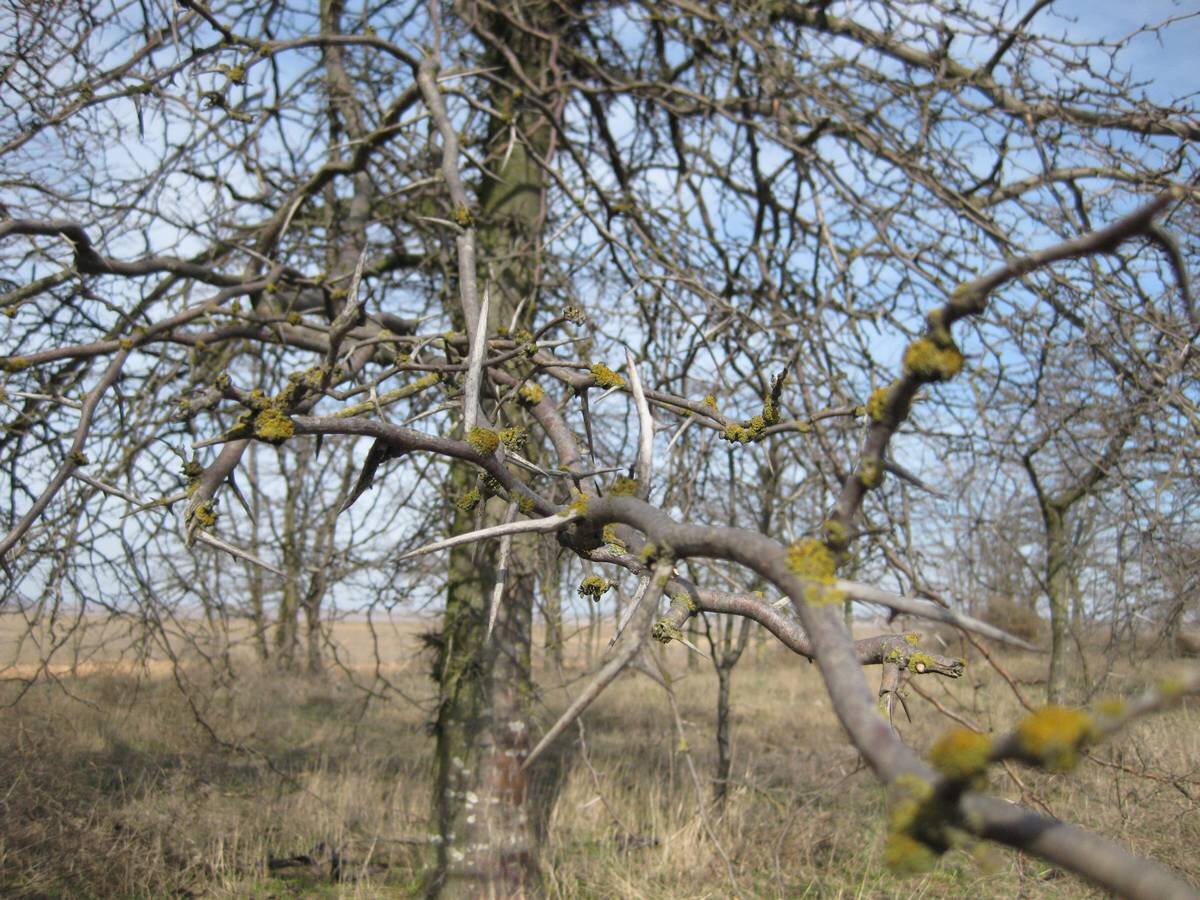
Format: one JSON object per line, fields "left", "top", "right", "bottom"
{"left": 2, "top": 2, "right": 1197, "bottom": 898}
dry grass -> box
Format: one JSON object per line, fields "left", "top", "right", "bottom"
{"left": 1, "top": 615, "right": 1198, "bottom": 898}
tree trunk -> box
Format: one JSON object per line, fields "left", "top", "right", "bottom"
{"left": 430, "top": 5, "right": 561, "bottom": 889}
{"left": 1045, "top": 513, "right": 1073, "bottom": 704}
{"left": 713, "top": 662, "right": 733, "bottom": 806}
{"left": 275, "top": 580, "right": 299, "bottom": 671}
{"left": 542, "top": 557, "right": 564, "bottom": 669}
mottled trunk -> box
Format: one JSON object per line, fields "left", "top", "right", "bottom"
{"left": 431, "top": 5, "right": 560, "bottom": 890}
{"left": 432, "top": 488, "right": 538, "bottom": 896}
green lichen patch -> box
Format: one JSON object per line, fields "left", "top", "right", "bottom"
{"left": 589, "top": 362, "right": 625, "bottom": 389}
{"left": 821, "top": 519, "right": 849, "bottom": 552}
{"left": 499, "top": 426, "right": 526, "bottom": 451}
{"left": 670, "top": 592, "right": 699, "bottom": 614}
{"left": 1, "top": 356, "right": 31, "bottom": 373}
{"left": 578, "top": 575, "right": 612, "bottom": 601}
{"left": 721, "top": 418, "right": 764, "bottom": 444}
{"left": 601, "top": 524, "right": 626, "bottom": 553}
{"left": 466, "top": 426, "right": 500, "bottom": 454}
{"left": 859, "top": 457, "right": 884, "bottom": 489}
{"left": 451, "top": 205, "right": 474, "bottom": 227}
{"left": 1015, "top": 705, "right": 1095, "bottom": 771}
{"left": 253, "top": 407, "right": 294, "bottom": 444}
{"left": 454, "top": 488, "right": 481, "bottom": 512}
{"left": 903, "top": 337, "right": 964, "bottom": 382}
{"left": 651, "top": 620, "right": 684, "bottom": 644}
{"left": 928, "top": 728, "right": 992, "bottom": 781}
{"left": 720, "top": 372, "right": 788, "bottom": 445}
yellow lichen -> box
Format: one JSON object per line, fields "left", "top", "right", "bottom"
{"left": 722, "top": 414, "right": 771, "bottom": 444}
{"left": 884, "top": 774, "right": 946, "bottom": 875}
{"left": 451, "top": 205, "right": 474, "bottom": 227}
{"left": 907, "top": 651, "right": 936, "bottom": 673}
{"left": 601, "top": 524, "right": 626, "bottom": 553}
{"left": 590, "top": 362, "right": 625, "bottom": 389}
{"left": 859, "top": 457, "right": 884, "bottom": 489}
{"left": 786, "top": 538, "right": 844, "bottom": 606}
{"left": 1157, "top": 677, "right": 1185, "bottom": 700}
{"left": 518, "top": 382, "right": 544, "bottom": 405}
{"left": 253, "top": 407, "right": 294, "bottom": 444}
{"left": 651, "top": 620, "right": 685, "bottom": 644}
{"left": 499, "top": 426, "right": 526, "bottom": 451}
{"left": 191, "top": 500, "right": 218, "bottom": 528}
{"left": 1015, "top": 706, "right": 1095, "bottom": 771}
{"left": 454, "top": 488, "right": 481, "bottom": 512}
{"left": 563, "top": 491, "right": 589, "bottom": 517}
{"left": 609, "top": 476, "right": 638, "bottom": 496}
{"left": 1094, "top": 697, "right": 1126, "bottom": 719}
{"left": 928, "top": 728, "right": 992, "bottom": 781}
{"left": 467, "top": 426, "right": 500, "bottom": 454}
{"left": 867, "top": 385, "right": 892, "bottom": 422}
{"left": 703, "top": 394, "right": 718, "bottom": 414}
{"left": 883, "top": 832, "right": 939, "bottom": 876}
{"left": 516, "top": 493, "right": 535, "bottom": 514}
{"left": 1, "top": 356, "right": 30, "bottom": 372}
{"left": 822, "top": 519, "right": 849, "bottom": 551}
{"left": 903, "top": 337, "right": 964, "bottom": 382}
{"left": 578, "top": 575, "right": 612, "bottom": 600}
{"left": 903, "top": 632, "right": 920, "bottom": 646}
{"left": 563, "top": 305, "right": 585, "bottom": 324}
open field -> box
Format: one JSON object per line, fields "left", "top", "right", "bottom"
{"left": 1, "top": 614, "right": 1198, "bottom": 898}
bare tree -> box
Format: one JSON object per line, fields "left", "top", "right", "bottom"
{"left": 2, "top": 2, "right": 1198, "bottom": 898}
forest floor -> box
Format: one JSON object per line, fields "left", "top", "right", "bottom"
{"left": 1, "top": 614, "right": 1197, "bottom": 898}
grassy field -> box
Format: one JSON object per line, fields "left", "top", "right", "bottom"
{"left": 1, "top": 614, "right": 1197, "bottom": 898}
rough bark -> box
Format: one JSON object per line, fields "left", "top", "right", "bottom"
{"left": 430, "top": 5, "right": 560, "bottom": 893}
